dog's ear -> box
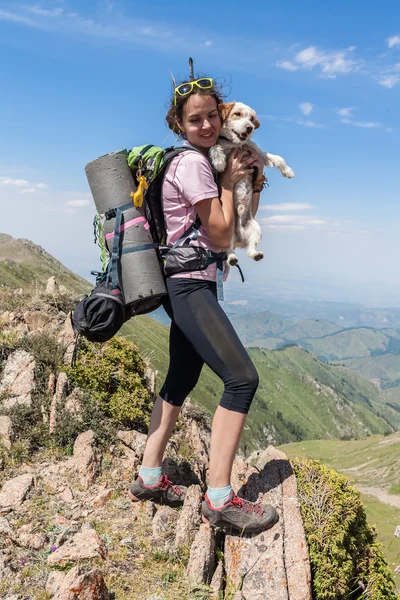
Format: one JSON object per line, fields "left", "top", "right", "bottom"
{"left": 219, "top": 102, "right": 235, "bottom": 121}
{"left": 253, "top": 114, "right": 260, "bottom": 129}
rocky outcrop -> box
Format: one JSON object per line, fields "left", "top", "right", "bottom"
{"left": 0, "top": 473, "right": 34, "bottom": 511}
{"left": 0, "top": 350, "right": 35, "bottom": 408}
{"left": 73, "top": 430, "right": 102, "bottom": 489}
{"left": 0, "top": 416, "right": 13, "bottom": 449}
{"left": 47, "top": 566, "right": 109, "bottom": 600}
{"left": 47, "top": 524, "right": 107, "bottom": 566}
{"left": 187, "top": 522, "right": 216, "bottom": 587}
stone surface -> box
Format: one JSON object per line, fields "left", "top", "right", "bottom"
{"left": 210, "top": 561, "right": 224, "bottom": 592}
{"left": 47, "top": 524, "right": 107, "bottom": 566}
{"left": 152, "top": 506, "right": 179, "bottom": 550}
{"left": 224, "top": 446, "right": 312, "bottom": 600}
{"left": 187, "top": 522, "right": 216, "bottom": 587}
{"left": 394, "top": 525, "right": 400, "bottom": 538}
{"left": 23, "top": 310, "right": 49, "bottom": 332}
{"left": 0, "top": 416, "right": 13, "bottom": 449}
{"left": 49, "top": 372, "right": 69, "bottom": 434}
{"left": 0, "top": 350, "right": 35, "bottom": 408}
{"left": 174, "top": 484, "right": 202, "bottom": 549}
{"left": 46, "top": 570, "right": 66, "bottom": 596}
{"left": 73, "top": 430, "right": 102, "bottom": 489}
{"left": 0, "top": 473, "right": 34, "bottom": 511}
{"left": 91, "top": 488, "right": 113, "bottom": 508}
{"left": 46, "top": 276, "right": 60, "bottom": 295}
{"left": 52, "top": 566, "right": 109, "bottom": 600}
{"left": 0, "top": 517, "right": 13, "bottom": 537}
{"left": 64, "top": 388, "right": 84, "bottom": 416}
{"left": 117, "top": 429, "right": 147, "bottom": 459}
{"left": 57, "top": 313, "right": 77, "bottom": 366}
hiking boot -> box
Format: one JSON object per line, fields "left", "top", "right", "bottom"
{"left": 202, "top": 491, "right": 279, "bottom": 533}
{"left": 128, "top": 474, "right": 187, "bottom": 508}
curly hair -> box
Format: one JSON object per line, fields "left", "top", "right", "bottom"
{"left": 165, "top": 76, "right": 226, "bottom": 138}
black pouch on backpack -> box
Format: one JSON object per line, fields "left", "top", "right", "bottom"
{"left": 71, "top": 280, "right": 126, "bottom": 343}
{"left": 161, "top": 246, "right": 208, "bottom": 277}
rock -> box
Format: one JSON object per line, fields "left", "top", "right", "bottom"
{"left": 394, "top": 565, "right": 400, "bottom": 574}
{"left": 145, "top": 501, "right": 157, "bottom": 519}
{"left": 210, "top": 561, "right": 224, "bottom": 593}
{"left": 46, "top": 570, "right": 66, "bottom": 596}
{"left": 91, "top": 488, "right": 113, "bottom": 508}
{"left": 57, "top": 313, "right": 77, "bottom": 366}
{"left": 394, "top": 525, "right": 400, "bottom": 538}
{"left": 48, "top": 373, "right": 57, "bottom": 394}
{"left": 117, "top": 429, "right": 147, "bottom": 459}
{"left": 47, "top": 524, "right": 107, "bottom": 566}
{"left": 23, "top": 310, "right": 49, "bottom": 332}
{"left": 73, "top": 430, "right": 102, "bottom": 489}
{"left": 174, "top": 484, "right": 202, "bottom": 549}
{"left": 0, "top": 416, "right": 13, "bottom": 449}
{"left": 46, "top": 276, "right": 60, "bottom": 295}
{"left": 64, "top": 388, "right": 84, "bottom": 416}
{"left": 17, "top": 525, "right": 47, "bottom": 550}
{"left": 49, "top": 372, "right": 69, "bottom": 434}
{"left": 187, "top": 522, "right": 216, "bottom": 587}
{"left": 152, "top": 506, "right": 179, "bottom": 550}
{"left": 144, "top": 362, "right": 157, "bottom": 400}
{"left": 0, "top": 517, "right": 13, "bottom": 537}
{"left": 0, "top": 350, "right": 35, "bottom": 408}
{"left": 51, "top": 566, "right": 109, "bottom": 600}
{"left": 0, "top": 474, "right": 34, "bottom": 511}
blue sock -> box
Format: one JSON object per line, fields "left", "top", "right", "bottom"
{"left": 139, "top": 465, "right": 162, "bottom": 486}
{"left": 206, "top": 484, "right": 233, "bottom": 508}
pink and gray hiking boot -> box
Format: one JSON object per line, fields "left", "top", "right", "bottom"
{"left": 202, "top": 491, "right": 279, "bottom": 533}
{"left": 128, "top": 474, "right": 187, "bottom": 508}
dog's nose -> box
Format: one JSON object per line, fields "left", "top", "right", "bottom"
{"left": 246, "top": 126, "right": 253, "bottom": 134}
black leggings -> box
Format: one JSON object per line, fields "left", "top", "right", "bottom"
{"left": 159, "top": 277, "right": 259, "bottom": 414}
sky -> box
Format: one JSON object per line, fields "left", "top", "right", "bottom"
{"left": 0, "top": 0, "right": 399, "bottom": 307}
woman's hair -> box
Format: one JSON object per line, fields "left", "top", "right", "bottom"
{"left": 166, "top": 76, "right": 226, "bottom": 137}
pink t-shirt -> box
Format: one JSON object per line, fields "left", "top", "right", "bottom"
{"left": 162, "top": 146, "right": 227, "bottom": 281}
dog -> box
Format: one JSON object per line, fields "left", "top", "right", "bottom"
{"left": 209, "top": 102, "right": 294, "bottom": 266}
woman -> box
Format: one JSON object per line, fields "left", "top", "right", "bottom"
{"left": 129, "top": 75, "right": 278, "bottom": 533}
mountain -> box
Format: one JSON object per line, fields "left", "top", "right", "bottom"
{"left": 121, "top": 316, "right": 400, "bottom": 450}
{"left": 299, "top": 327, "right": 390, "bottom": 361}
{"left": 0, "top": 233, "right": 91, "bottom": 295}
{"left": 229, "top": 311, "right": 292, "bottom": 344}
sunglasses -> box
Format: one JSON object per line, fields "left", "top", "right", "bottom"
{"left": 174, "top": 78, "right": 214, "bottom": 105}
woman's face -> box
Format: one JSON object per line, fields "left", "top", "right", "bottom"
{"left": 180, "top": 94, "right": 221, "bottom": 152}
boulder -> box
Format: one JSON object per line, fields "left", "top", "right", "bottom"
{"left": 0, "top": 416, "right": 13, "bottom": 449}
{"left": 47, "top": 524, "right": 107, "bottom": 566}
{"left": 0, "top": 350, "right": 35, "bottom": 408}
{"left": 174, "top": 484, "right": 202, "bottom": 549}
{"left": 0, "top": 473, "right": 34, "bottom": 511}
{"left": 187, "top": 522, "right": 216, "bottom": 587}
{"left": 46, "top": 276, "right": 60, "bottom": 295}
{"left": 23, "top": 310, "right": 50, "bottom": 332}
{"left": 49, "top": 372, "right": 69, "bottom": 434}
{"left": 73, "top": 430, "right": 102, "bottom": 489}
{"left": 57, "top": 314, "right": 77, "bottom": 366}
{"left": 50, "top": 566, "right": 109, "bottom": 600}
{"left": 117, "top": 429, "right": 147, "bottom": 459}
{"left": 152, "top": 506, "right": 179, "bottom": 550}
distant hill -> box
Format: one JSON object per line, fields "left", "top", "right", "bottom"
{"left": 0, "top": 233, "right": 91, "bottom": 295}
{"left": 121, "top": 315, "right": 399, "bottom": 450}
{"left": 299, "top": 327, "right": 390, "bottom": 361}
{"left": 229, "top": 311, "right": 292, "bottom": 344}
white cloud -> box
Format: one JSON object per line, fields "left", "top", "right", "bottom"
{"left": 64, "top": 208, "right": 77, "bottom": 214}
{"left": 229, "top": 300, "right": 248, "bottom": 306}
{"left": 387, "top": 35, "right": 400, "bottom": 48}
{"left": 379, "top": 74, "right": 400, "bottom": 88}
{"left": 277, "top": 45, "right": 361, "bottom": 78}
{"left": 0, "top": 8, "right": 38, "bottom": 26}
{"left": 341, "top": 118, "right": 380, "bottom": 128}
{"left": 0, "top": 175, "right": 48, "bottom": 191}
{"left": 276, "top": 60, "right": 299, "bottom": 72}
{"left": 65, "top": 199, "right": 91, "bottom": 207}
{"left": 204, "top": 40, "right": 213, "bottom": 47}
{"left": 24, "top": 6, "right": 64, "bottom": 17}
{"left": 260, "top": 203, "right": 314, "bottom": 211}
{"left": 284, "top": 117, "right": 324, "bottom": 128}
{"left": 299, "top": 102, "right": 313, "bottom": 115}
{"left": 267, "top": 224, "right": 304, "bottom": 230}
{"left": 263, "top": 215, "right": 327, "bottom": 226}
{"left": 336, "top": 107, "right": 355, "bottom": 118}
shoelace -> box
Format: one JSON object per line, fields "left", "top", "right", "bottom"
{"left": 230, "top": 494, "right": 264, "bottom": 516}
{"left": 157, "top": 475, "right": 182, "bottom": 497}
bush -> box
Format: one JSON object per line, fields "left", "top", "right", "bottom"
{"left": 65, "top": 337, "right": 152, "bottom": 431}
{"left": 292, "top": 457, "right": 399, "bottom": 600}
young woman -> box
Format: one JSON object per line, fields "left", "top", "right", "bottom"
{"left": 129, "top": 76, "right": 278, "bottom": 533}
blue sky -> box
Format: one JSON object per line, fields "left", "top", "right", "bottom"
{"left": 0, "top": 0, "right": 399, "bottom": 306}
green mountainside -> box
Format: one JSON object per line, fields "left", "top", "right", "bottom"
{"left": 121, "top": 315, "right": 400, "bottom": 450}
{"left": 299, "top": 327, "right": 390, "bottom": 360}
{"left": 0, "top": 233, "right": 91, "bottom": 295}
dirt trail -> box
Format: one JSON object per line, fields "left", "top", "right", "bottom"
{"left": 356, "top": 485, "right": 400, "bottom": 509}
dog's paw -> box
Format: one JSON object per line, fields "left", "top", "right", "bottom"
{"left": 248, "top": 251, "right": 264, "bottom": 262}
{"left": 227, "top": 253, "right": 239, "bottom": 266}
{"left": 281, "top": 166, "right": 295, "bottom": 178}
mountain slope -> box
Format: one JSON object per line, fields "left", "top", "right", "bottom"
{"left": 0, "top": 233, "right": 91, "bottom": 295}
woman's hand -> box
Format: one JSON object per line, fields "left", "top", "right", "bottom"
{"left": 244, "top": 146, "right": 265, "bottom": 181}
{"left": 220, "top": 148, "right": 256, "bottom": 189}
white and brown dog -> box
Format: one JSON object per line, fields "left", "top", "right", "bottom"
{"left": 209, "top": 102, "right": 294, "bottom": 266}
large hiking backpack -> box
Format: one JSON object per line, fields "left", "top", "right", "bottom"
{"left": 72, "top": 145, "right": 222, "bottom": 343}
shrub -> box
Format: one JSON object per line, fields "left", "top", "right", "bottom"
{"left": 65, "top": 337, "right": 152, "bottom": 431}
{"left": 292, "top": 457, "right": 399, "bottom": 599}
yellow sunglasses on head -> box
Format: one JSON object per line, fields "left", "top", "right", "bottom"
{"left": 174, "top": 78, "right": 214, "bottom": 105}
